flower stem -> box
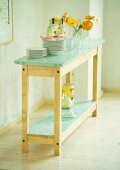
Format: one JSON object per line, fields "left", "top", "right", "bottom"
{"left": 73, "top": 28, "right": 81, "bottom": 36}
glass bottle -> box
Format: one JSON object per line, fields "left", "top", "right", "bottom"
{"left": 62, "top": 93, "right": 72, "bottom": 109}
{"left": 47, "top": 18, "right": 54, "bottom": 37}
{"left": 57, "top": 19, "right": 65, "bottom": 37}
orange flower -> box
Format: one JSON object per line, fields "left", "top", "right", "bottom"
{"left": 62, "top": 12, "right": 67, "bottom": 21}
{"left": 85, "top": 15, "right": 94, "bottom": 20}
{"left": 66, "top": 17, "right": 78, "bottom": 27}
{"left": 82, "top": 20, "right": 93, "bottom": 30}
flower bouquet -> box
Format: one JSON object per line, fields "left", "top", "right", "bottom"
{"left": 61, "top": 12, "right": 99, "bottom": 49}
{"left": 62, "top": 12, "right": 99, "bottom": 37}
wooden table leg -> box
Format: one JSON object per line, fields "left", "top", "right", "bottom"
{"left": 92, "top": 48, "right": 98, "bottom": 117}
{"left": 54, "top": 69, "right": 62, "bottom": 156}
{"left": 22, "top": 65, "right": 29, "bottom": 152}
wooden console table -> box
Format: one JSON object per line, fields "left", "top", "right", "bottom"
{"left": 14, "top": 39, "right": 104, "bottom": 156}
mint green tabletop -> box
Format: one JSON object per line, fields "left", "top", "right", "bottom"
{"left": 14, "top": 39, "right": 104, "bottom": 67}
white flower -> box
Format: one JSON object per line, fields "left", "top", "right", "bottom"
{"left": 93, "top": 17, "right": 100, "bottom": 24}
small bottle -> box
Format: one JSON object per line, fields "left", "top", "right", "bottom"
{"left": 62, "top": 93, "right": 72, "bottom": 109}
{"left": 47, "top": 18, "right": 54, "bottom": 37}
{"left": 51, "top": 18, "right": 56, "bottom": 36}
{"left": 57, "top": 19, "right": 65, "bottom": 37}
{"left": 52, "top": 18, "right": 58, "bottom": 36}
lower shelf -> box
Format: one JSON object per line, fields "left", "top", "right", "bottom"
{"left": 29, "top": 100, "right": 96, "bottom": 137}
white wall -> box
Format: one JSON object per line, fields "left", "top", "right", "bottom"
{"left": 89, "top": 0, "right": 104, "bottom": 98}
{"left": 0, "top": 0, "right": 43, "bottom": 128}
{"left": 42, "top": 0, "right": 89, "bottom": 35}
{"left": 26, "top": 0, "right": 44, "bottom": 106}
{"left": 90, "top": 0, "right": 103, "bottom": 38}
{"left": 102, "top": 0, "right": 120, "bottom": 90}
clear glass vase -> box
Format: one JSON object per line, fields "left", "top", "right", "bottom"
{"left": 73, "top": 30, "right": 89, "bottom": 49}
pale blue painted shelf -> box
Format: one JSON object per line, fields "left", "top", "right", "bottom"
{"left": 29, "top": 100, "right": 95, "bottom": 136}
{"left": 14, "top": 39, "right": 104, "bottom": 67}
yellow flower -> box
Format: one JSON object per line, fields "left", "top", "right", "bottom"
{"left": 54, "top": 16, "right": 59, "bottom": 25}
{"left": 66, "top": 17, "right": 78, "bottom": 27}
{"left": 82, "top": 20, "right": 93, "bottom": 31}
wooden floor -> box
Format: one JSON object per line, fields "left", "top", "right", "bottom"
{"left": 0, "top": 93, "right": 120, "bottom": 170}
